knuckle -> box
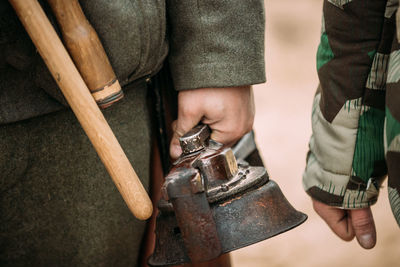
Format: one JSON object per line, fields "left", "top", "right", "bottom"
{"left": 180, "top": 105, "right": 195, "bottom": 118}
{"left": 214, "top": 104, "right": 226, "bottom": 115}
{"left": 352, "top": 216, "right": 373, "bottom": 232}
{"left": 243, "top": 124, "right": 252, "bottom": 135}
{"left": 246, "top": 117, "right": 254, "bottom": 130}
{"left": 312, "top": 200, "right": 334, "bottom": 221}
{"left": 238, "top": 114, "right": 253, "bottom": 132}
{"left": 239, "top": 122, "right": 252, "bottom": 137}
{"left": 227, "top": 128, "right": 243, "bottom": 143}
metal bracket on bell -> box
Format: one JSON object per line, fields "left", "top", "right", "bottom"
{"left": 148, "top": 125, "right": 307, "bottom": 266}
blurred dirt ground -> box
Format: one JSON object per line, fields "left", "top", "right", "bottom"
{"left": 231, "top": 0, "right": 400, "bottom": 266}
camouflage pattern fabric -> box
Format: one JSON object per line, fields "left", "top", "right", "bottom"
{"left": 303, "top": 0, "right": 400, "bottom": 226}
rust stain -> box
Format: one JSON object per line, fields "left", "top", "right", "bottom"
{"left": 219, "top": 195, "right": 242, "bottom": 207}
{"left": 256, "top": 201, "right": 267, "bottom": 208}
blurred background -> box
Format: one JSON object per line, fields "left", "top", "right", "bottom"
{"left": 230, "top": 0, "right": 400, "bottom": 266}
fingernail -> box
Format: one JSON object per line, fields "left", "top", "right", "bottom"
{"left": 358, "top": 234, "right": 375, "bottom": 249}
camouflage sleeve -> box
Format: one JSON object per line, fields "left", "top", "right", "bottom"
{"left": 303, "top": 0, "right": 396, "bottom": 209}
{"left": 385, "top": 6, "right": 400, "bottom": 226}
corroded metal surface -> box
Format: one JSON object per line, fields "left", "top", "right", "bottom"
{"left": 149, "top": 126, "right": 307, "bottom": 266}
{"left": 149, "top": 180, "right": 307, "bottom": 266}
{"left": 179, "top": 124, "right": 210, "bottom": 154}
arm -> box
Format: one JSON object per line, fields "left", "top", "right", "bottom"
{"left": 304, "top": 0, "right": 394, "bottom": 248}
{"left": 166, "top": 0, "right": 266, "bottom": 158}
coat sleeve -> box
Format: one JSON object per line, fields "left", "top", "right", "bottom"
{"left": 303, "top": 0, "right": 395, "bottom": 209}
{"left": 166, "top": 0, "right": 266, "bottom": 90}
{"left": 385, "top": 4, "right": 400, "bottom": 226}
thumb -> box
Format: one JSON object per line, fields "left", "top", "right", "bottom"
{"left": 169, "top": 113, "right": 202, "bottom": 159}
{"left": 350, "top": 208, "right": 376, "bottom": 249}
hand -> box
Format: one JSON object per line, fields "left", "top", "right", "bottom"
{"left": 312, "top": 198, "right": 376, "bottom": 249}
{"left": 169, "top": 86, "right": 255, "bottom": 159}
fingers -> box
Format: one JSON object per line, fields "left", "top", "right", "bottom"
{"left": 169, "top": 86, "right": 255, "bottom": 159}
{"left": 312, "top": 199, "right": 377, "bottom": 249}
{"left": 169, "top": 121, "right": 182, "bottom": 160}
{"left": 210, "top": 86, "right": 254, "bottom": 146}
{"left": 312, "top": 199, "right": 355, "bottom": 241}
{"left": 350, "top": 208, "right": 376, "bottom": 249}
{"left": 208, "top": 119, "right": 253, "bottom": 147}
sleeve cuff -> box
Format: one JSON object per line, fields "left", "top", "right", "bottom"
{"left": 303, "top": 150, "right": 382, "bottom": 209}
{"left": 169, "top": 60, "right": 266, "bottom": 90}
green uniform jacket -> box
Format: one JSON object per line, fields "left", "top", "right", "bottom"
{"left": 0, "top": 1, "right": 266, "bottom": 265}
{"left": 0, "top": 0, "right": 266, "bottom": 124}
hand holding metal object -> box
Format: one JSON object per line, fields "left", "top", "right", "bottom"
{"left": 149, "top": 125, "right": 307, "bottom": 266}
{"left": 9, "top": 0, "right": 152, "bottom": 220}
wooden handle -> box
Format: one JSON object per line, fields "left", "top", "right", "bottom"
{"left": 47, "top": 0, "right": 123, "bottom": 109}
{"left": 9, "top": 0, "right": 153, "bottom": 220}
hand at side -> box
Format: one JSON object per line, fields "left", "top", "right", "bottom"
{"left": 312, "top": 198, "right": 376, "bottom": 249}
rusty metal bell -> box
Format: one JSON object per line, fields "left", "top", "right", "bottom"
{"left": 148, "top": 125, "right": 307, "bottom": 266}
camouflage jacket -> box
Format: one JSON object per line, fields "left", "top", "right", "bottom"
{"left": 303, "top": 0, "right": 400, "bottom": 226}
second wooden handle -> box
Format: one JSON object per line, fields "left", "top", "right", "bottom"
{"left": 10, "top": 0, "right": 153, "bottom": 220}
{"left": 47, "top": 0, "right": 123, "bottom": 109}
